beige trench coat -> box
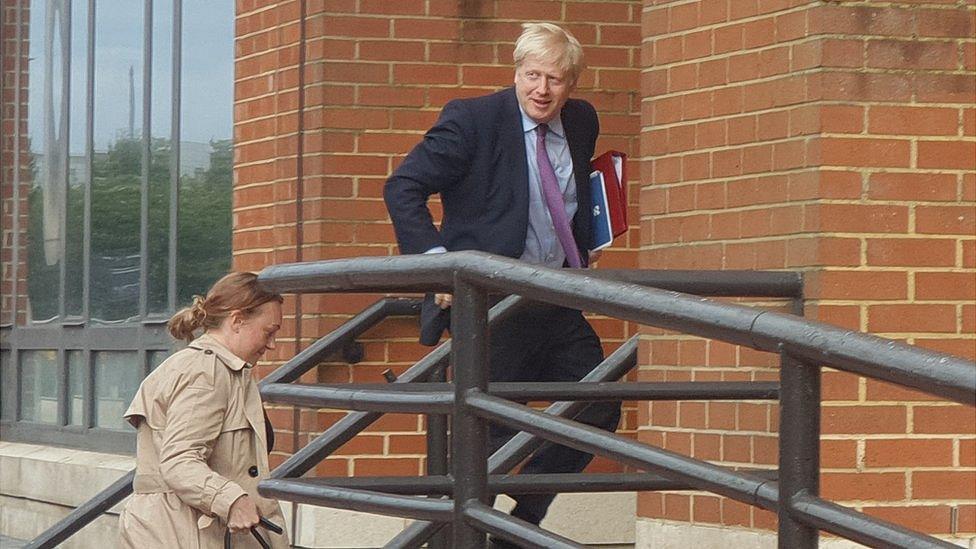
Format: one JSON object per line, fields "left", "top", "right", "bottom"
{"left": 118, "top": 334, "right": 289, "bottom": 549}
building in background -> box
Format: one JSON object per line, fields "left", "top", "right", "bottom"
{"left": 2, "top": 0, "right": 973, "bottom": 547}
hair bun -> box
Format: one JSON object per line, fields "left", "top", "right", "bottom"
{"left": 190, "top": 295, "right": 208, "bottom": 323}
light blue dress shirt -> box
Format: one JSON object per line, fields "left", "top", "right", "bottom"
{"left": 518, "top": 107, "right": 578, "bottom": 268}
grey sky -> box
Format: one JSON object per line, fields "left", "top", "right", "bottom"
{"left": 27, "top": 0, "right": 233, "bottom": 154}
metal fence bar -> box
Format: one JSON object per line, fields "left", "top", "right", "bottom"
{"left": 269, "top": 296, "right": 525, "bottom": 480}
{"left": 279, "top": 470, "right": 779, "bottom": 496}
{"left": 449, "top": 276, "right": 490, "bottom": 547}
{"left": 383, "top": 335, "right": 639, "bottom": 549}
{"left": 469, "top": 393, "right": 779, "bottom": 511}
{"left": 463, "top": 501, "right": 585, "bottom": 549}
{"left": 258, "top": 479, "right": 453, "bottom": 522}
{"left": 266, "top": 381, "right": 779, "bottom": 404}
{"left": 25, "top": 470, "right": 135, "bottom": 549}
{"left": 260, "top": 297, "right": 420, "bottom": 386}
{"left": 777, "top": 352, "right": 820, "bottom": 548}
{"left": 261, "top": 384, "right": 454, "bottom": 413}
{"left": 791, "top": 493, "right": 959, "bottom": 549}
{"left": 425, "top": 360, "right": 450, "bottom": 549}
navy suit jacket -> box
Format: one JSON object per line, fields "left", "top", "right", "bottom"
{"left": 384, "top": 87, "right": 600, "bottom": 263}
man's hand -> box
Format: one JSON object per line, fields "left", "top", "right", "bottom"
{"left": 227, "top": 495, "right": 261, "bottom": 533}
{"left": 434, "top": 293, "right": 452, "bottom": 309}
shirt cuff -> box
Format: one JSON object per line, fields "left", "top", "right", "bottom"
{"left": 424, "top": 246, "right": 447, "bottom": 254}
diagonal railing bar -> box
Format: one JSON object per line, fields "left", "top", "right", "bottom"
{"left": 260, "top": 297, "right": 420, "bottom": 386}
{"left": 24, "top": 470, "right": 135, "bottom": 549}
{"left": 382, "top": 336, "right": 639, "bottom": 549}
{"left": 791, "top": 493, "right": 959, "bottom": 549}
{"left": 469, "top": 392, "right": 780, "bottom": 511}
{"left": 463, "top": 501, "right": 585, "bottom": 549}
{"left": 259, "top": 252, "right": 975, "bottom": 405}
{"left": 268, "top": 295, "right": 528, "bottom": 480}
{"left": 259, "top": 478, "right": 454, "bottom": 522}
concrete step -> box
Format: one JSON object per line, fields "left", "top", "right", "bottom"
{"left": 0, "top": 534, "right": 28, "bottom": 548}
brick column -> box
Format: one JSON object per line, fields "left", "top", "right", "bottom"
{"left": 639, "top": 0, "right": 974, "bottom": 542}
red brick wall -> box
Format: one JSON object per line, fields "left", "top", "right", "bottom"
{"left": 640, "top": 0, "right": 975, "bottom": 537}
{"left": 1, "top": 0, "right": 29, "bottom": 327}
{"left": 234, "top": 1, "right": 644, "bottom": 476}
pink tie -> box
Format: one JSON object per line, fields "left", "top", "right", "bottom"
{"left": 536, "top": 124, "right": 583, "bottom": 268}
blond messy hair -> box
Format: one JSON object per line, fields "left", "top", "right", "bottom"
{"left": 513, "top": 23, "right": 584, "bottom": 84}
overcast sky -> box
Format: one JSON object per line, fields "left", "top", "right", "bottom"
{"left": 27, "top": 0, "right": 233, "bottom": 154}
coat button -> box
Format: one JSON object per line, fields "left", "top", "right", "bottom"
{"left": 248, "top": 465, "right": 259, "bottom": 477}
{"left": 204, "top": 349, "right": 213, "bottom": 355}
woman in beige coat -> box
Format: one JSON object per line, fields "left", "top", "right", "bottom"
{"left": 119, "top": 272, "right": 290, "bottom": 548}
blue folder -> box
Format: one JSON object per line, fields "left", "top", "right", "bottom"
{"left": 589, "top": 170, "right": 613, "bottom": 251}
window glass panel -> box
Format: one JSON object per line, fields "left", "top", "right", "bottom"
{"left": 149, "top": 349, "right": 169, "bottom": 371}
{"left": 94, "top": 350, "right": 139, "bottom": 429}
{"left": 65, "top": 0, "right": 89, "bottom": 317}
{"left": 90, "top": 0, "right": 143, "bottom": 322}
{"left": 148, "top": 0, "right": 174, "bottom": 315}
{"left": 177, "top": 0, "right": 233, "bottom": 306}
{"left": 25, "top": 0, "right": 69, "bottom": 323}
{"left": 67, "top": 350, "right": 86, "bottom": 426}
{"left": 20, "top": 350, "right": 58, "bottom": 424}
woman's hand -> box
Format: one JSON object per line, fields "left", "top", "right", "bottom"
{"left": 227, "top": 495, "right": 261, "bottom": 533}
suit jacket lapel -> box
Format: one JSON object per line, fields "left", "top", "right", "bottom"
{"left": 559, "top": 103, "right": 593, "bottom": 259}
{"left": 500, "top": 88, "right": 530, "bottom": 237}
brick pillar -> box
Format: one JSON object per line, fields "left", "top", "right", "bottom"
{"left": 1, "top": 0, "right": 30, "bottom": 326}
{"left": 639, "top": 0, "right": 974, "bottom": 542}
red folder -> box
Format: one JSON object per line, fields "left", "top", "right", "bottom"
{"left": 591, "top": 150, "right": 628, "bottom": 237}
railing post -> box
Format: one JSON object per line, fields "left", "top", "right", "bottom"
{"left": 451, "top": 276, "right": 490, "bottom": 548}
{"left": 427, "top": 360, "right": 450, "bottom": 549}
{"left": 778, "top": 350, "right": 820, "bottom": 548}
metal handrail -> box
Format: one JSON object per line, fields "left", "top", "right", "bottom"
{"left": 259, "top": 252, "right": 973, "bottom": 405}
{"left": 254, "top": 251, "right": 974, "bottom": 548}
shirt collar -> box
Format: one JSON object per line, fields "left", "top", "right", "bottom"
{"left": 518, "top": 103, "right": 565, "bottom": 139}
{"left": 189, "top": 333, "right": 251, "bottom": 371}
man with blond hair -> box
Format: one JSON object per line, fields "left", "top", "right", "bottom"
{"left": 384, "top": 23, "right": 620, "bottom": 540}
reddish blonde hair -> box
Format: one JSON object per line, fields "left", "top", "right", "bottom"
{"left": 167, "top": 272, "right": 284, "bottom": 342}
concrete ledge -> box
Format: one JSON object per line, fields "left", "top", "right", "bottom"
{"left": 635, "top": 518, "right": 975, "bottom": 549}
{"left": 288, "top": 492, "right": 635, "bottom": 548}
{"left": 0, "top": 442, "right": 635, "bottom": 548}
{"left": 0, "top": 442, "right": 134, "bottom": 548}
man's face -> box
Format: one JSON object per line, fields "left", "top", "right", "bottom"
{"left": 514, "top": 54, "right": 576, "bottom": 124}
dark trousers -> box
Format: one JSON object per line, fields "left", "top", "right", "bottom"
{"left": 487, "top": 303, "right": 621, "bottom": 525}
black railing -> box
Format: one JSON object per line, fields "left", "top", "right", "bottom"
{"left": 254, "top": 251, "right": 973, "bottom": 549}
{"left": 25, "top": 251, "right": 974, "bottom": 548}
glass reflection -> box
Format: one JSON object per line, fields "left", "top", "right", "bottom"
{"left": 26, "top": 0, "right": 70, "bottom": 322}
{"left": 148, "top": 0, "right": 174, "bottom": 314}
{"left": 20, "top": 350, "right": 59, "bottom": 424}
{"left": 94, "top": 351, "right": 140, "bottom": 429}
{"left": 90, "top": 0, "right": 144, "bottom": 322}
{"left": 177, "top": 0, "right": 233, "bottom": 306}
{"left": 67, "top": 350, "right": 86, "bottom": 426}
{"left": 64, "top": 0, "right": 89, "bottom": 318}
